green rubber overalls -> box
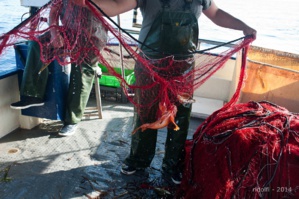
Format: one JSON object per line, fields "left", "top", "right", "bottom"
{"left": 21, "top": 35, "right": 98, "bottom": 124}
{"left": 21, "top": 1, "right": 105, "bottom": 124}
{"left": 124, "top": 0, "right": 198, "bottom": 175}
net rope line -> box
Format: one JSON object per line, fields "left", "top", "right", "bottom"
{"left": 87, "top": 0, "right": 251, "bottom": 56}
{"left": 0, "top": 0, "right": 249, "bottom": 58}
{"left": 85, "top": 0, "right": 254, "bottom": 111}
{"left": 0, "top": 0, "right": 254, "bottom": 120}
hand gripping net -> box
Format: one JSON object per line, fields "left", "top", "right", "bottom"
{"left": 0, "top": 0, "right": 253, "bottom": 119}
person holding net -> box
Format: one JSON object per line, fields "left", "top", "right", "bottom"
{"left": 10, "top": 0, "right": 107, "bottom": 136}
{"left": 72, "top": 0, "right": 256, "bottom": 184}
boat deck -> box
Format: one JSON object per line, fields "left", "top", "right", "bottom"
{"left": 0, "top": 93, "right": 204, "bottom": 199}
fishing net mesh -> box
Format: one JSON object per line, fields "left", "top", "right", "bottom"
{"left": 0, "top": 0, "right": 252, "bottom": 119}
{"left": 178, "top": 100, "right": 299, "bottom": 198}
{"left": 2, "top": 0, "right": 298, "bottom": 198}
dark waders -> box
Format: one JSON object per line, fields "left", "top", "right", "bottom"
{"left": 20, "top": 34, "right": 97, "bottom": 124}
{"left": 124, "top": 0, "right": 198, "bottom": 175}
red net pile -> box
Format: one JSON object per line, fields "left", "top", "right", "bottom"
{"left": 178, "top": 100, "right": 299, "bottom": 199}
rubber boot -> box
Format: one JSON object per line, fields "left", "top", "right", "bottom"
{"left": 162, "top": 103, "right": 192, "bottom": 175}
{"left": 124, "top": 113, "right": 158, "bottom": 168}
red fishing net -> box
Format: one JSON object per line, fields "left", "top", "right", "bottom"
{"left": 5, "top": 1, "right": 297, "bottom": 198}
{"left": 178, "top": 100, "right": 299, "bottom": 198}
{"left": 0, "top": 0, "right": 253, "bottom": 119}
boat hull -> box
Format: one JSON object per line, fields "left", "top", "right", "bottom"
{"left": 240, "top": 46, "right": 299, "bottom": 113}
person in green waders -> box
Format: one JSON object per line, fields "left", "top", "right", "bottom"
{"left": 10, "top": 0, "right": 107, "bottom": 136}
{"left": 72, "top": 0, "right": 256, "bottom": 184}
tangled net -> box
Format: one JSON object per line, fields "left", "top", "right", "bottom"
{"left": 0, "top": 0, "right": 253, "bottom": 120}
{"left": 179, "top": 101, "right": 299, "bottom": 199}
{"left": 6, "top": 1, "right": 298, "bottom": 197}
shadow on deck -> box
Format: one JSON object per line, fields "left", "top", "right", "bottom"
{"left": 0, "top": 94, "right": 204, "bottom": 199}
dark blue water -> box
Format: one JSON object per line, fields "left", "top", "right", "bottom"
{"left": 0, "top": 1, "right": 28, "bottom": 74}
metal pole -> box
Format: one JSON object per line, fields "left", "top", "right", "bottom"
{"left": 117, "top": 15, "right": 127, "bottom": 102}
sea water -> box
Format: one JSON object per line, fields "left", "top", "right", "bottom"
{"left": 0, "top": 0, "right": 298, "bottom": 74}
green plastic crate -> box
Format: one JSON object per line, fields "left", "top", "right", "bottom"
{"left": 98, "top": 64, "right": 135, "bottom": 88}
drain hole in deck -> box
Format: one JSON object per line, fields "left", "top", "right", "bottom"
{"left": 8, "top": 148, "right": 19, "bottom": 154}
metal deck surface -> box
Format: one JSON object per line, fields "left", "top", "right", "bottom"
{"left": 0, "top": 94, "right": 204, "bottom": 199}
